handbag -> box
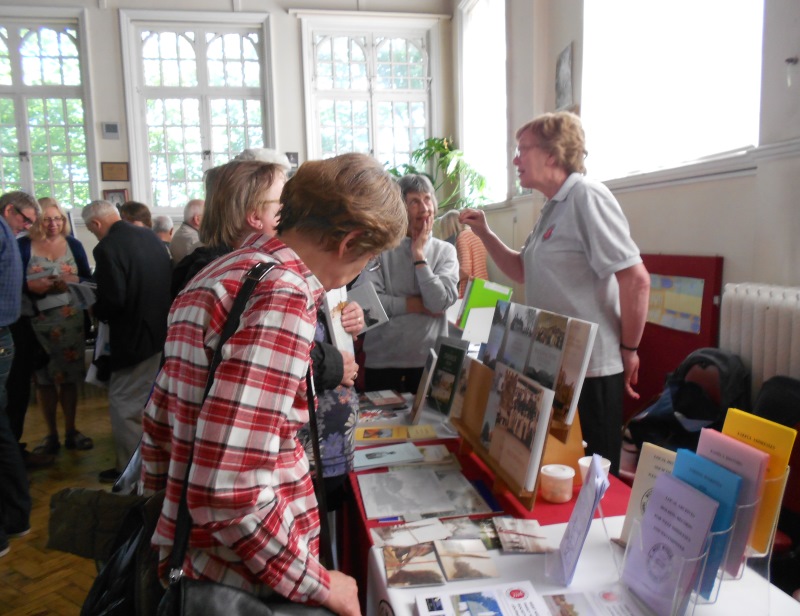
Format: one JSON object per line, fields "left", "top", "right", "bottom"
{"left": 156, "top": 261, "right": 334, "bottom": 616}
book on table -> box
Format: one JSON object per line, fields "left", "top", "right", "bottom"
{"left": 494, "top": 517, "right": 552, "bottom": 554}
{"left": 360, "top": 389, "right": 406, "bottom": 408}
{"left": 621, "top": 472, "right": 719, "bottom": 616}
{"left": 416, "top": 580, "right": 550, "bottom": 616}
{"left": 481, "top": 299, "right": 512, "bottom": 369}
{"left": 433, "top": 538, "right": 498, "bottom": 581}
{"left": 672, "top": 448, "right": 742, "bottom": 598}
{"left": 352, "top": 442, "right": 424, "bottom": 470}
{"left": 429, "top": 336, "right": 471, "bottom": 417}
{"left": 721, "top": 407, "right": 797, "bottom": 553}
{"left": 695, "top": 426, "right": 768, "bottom": 575}
{"left": 456, "top": 277, "right": 514, "bottom": 329}
{"left": 346, "top": 280, "right": 388, "bottom": 333}
{"left": 322, "top": 286, "right": 354, "bottom": 355}
{"left": 496, "top": 303, "right": 538, "bottom": 372}
{"left": 618, "top": 442, "right": 677, "bottom": 546}
{"left": 447, "top": 356, "right": 473, "bottom": 421}
{"left": 409, "top": 347, "right": 438, "bottom": 425}
{"left": 486, "top": 366, "right": 555, "bottom": 492}
{"left": 354, "top": 423, "right": 436, "bottom": 445}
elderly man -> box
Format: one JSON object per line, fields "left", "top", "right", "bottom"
{"left": 0, "top": 194, "right": 34, "bottom": 557}
{"left": 0, "top": 192, "right": 51, "bottom": 469}
{"left": 152, "top": 214, "right": 174, "bottom": 260}
{"left": 82, "top": 200, "right": 172, "bottom": 483}
{"left": 170, "top": 198, "right": 203, "bottom": 264}
{"left": 356, "top": 174, "right": 459, "bottom": 393}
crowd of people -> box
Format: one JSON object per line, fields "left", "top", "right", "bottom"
{"left": 0, "top": 110, "right": 649, "bottom": 613}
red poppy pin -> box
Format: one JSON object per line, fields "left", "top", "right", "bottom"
{"left": 543, "top": 225, "right": 555, "bottom": 240}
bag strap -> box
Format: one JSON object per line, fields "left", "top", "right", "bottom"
{"left": 168, "top": 261, "right": 332, "bottom": 582}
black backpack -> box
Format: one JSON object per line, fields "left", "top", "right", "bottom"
{"left": 627, "top": 347, "right": 751, "bottom": 452}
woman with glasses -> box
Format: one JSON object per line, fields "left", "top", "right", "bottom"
{"left": 460, "top": 111, "right": 650, "bottom": 476}
{"left": 19, "top": 197, "right": 94, "bottom": 455}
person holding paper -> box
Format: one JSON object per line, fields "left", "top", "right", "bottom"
{"left": 357, "top": 174, "right": 459, "bottom": 394}
{"left": 19, "top": 198, "right": 94, "bottom": 456}
{"left": 460, "top": 112, "right": 650, "bottom": 474}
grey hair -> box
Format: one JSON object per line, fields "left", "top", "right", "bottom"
{"left": 183, "top": 199, "right": 204, "bottom": 222}
{"left": 0, "top": 191, "right": 39, "bottom": 215}
{"left": 397, "top": 174, "right": 437, "bottom": 205}
{"left": 82, "top": 200, "right": 118, "bottom": 223}
{"left": 153, "top": 215, "right": 174, "bottom": 234}
{"left": 233, "top": 148, "right": 291, "bottom": 173}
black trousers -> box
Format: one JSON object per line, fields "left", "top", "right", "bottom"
{"left": 576, "top": 373, "right": 624, "bottom": 476}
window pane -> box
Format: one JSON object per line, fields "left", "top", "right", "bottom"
{"left": 141, "top": 30, "right": 197, "bottom": 88}
{"left": 20, "top": 27, "right": 81, "bottom": 86}
{"left": 0, "top": 29, "right": 11, "bottom": 85}
{"left": 376, "top": 37, "right": 425, "bottom": 91}
{"left": 207, "top": 33, "right": 261, "bottom": 88}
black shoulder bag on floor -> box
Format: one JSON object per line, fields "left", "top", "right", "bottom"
{"left": 157, "top": 261, "right": 333, "bottom": 616}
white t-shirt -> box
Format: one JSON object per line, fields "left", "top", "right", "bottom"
{"left": 521, "top": 173, "right": 642, "bottom": 377}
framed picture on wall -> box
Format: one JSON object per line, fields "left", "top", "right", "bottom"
{"left": 100, "top": 162, "right": 130, "bottom": 182}
{"left": 102, "top": 188, "right": 129, "bottom": 209}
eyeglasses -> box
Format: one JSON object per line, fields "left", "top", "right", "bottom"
{"left": 43, "top": 216, "right": 64, "bottom": 224}
{"left": 366, "top": 257, "right": 382, "bottom": 272}
{"left": 14, "top": 207, "right": 35, "bottom": 226}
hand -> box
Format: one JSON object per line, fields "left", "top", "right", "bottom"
{"left": 322, "top": 571, "right": 361, "bottom": 616}
{"left": 339, "top": 350, "right": 358, "bottom": 387}
{"left": 459, "top": 208, "right": 489, "bottom": 237}
{"left": 27, "top": 276, "right": 57, "bottom": 295}
{"left": 340, "top": 301, "right": 364, "bottom": 337}
{"left": 410, "top": 212, "right": 433, "bottom": 261}
{"left": 621, "top": 348, "right": 640, "bottom": 399}
{"left": 51, "top": 277, "right": 68, "bottom": 293}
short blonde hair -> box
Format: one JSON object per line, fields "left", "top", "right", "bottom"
{"left": 516, "top": 111, "right": 587, "bottom": 175}
{"left": 200, "top": 160, "right": 285, "bottom": 249}
{"left": 438, "top": 210, "right": 462, "bottom": 240}
{"left": 277, "top": 153, "right": 407, "bottom": 255}
{"left": 30, "top": 197, "right": 71, "bottom": 239}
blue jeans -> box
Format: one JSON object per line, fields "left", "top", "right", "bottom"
{"left": 0, "top": 326, "right": 31, "bottom": 543}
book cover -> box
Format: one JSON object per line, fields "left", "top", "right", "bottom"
{"left": 427, "top": 470, "right": 494, "bottom": 518}
{"left": 409, "top": 348, "right": 438, "bottom": 425}
{"left": 448, "top": 356, "right": 473, "bottom": 421}
{"left": 434, "top": 538, "right": 498, "bottom": 581}
{"left": 322, "top": 286, "right": 354, "bottom": 354}
{"left": 442, "top": 517, "right": 501, "bottom": 550}
{"left": 456, "top": 277, "right": 514, "bottom": 329}
{"left": 361, "top": 389, "right": 406, "bottom": 407}
{"left": 619, "top": 442, "right": 677, "bottom": 546}
{"left": 461, "top": 306, "right": 495, "bottom": 345}
{"left": 551, "top": 317, "right": 598, "bottom": 426}
{"left": 347, "top": 280, "right": 388, "bottom": 333}
{"left": 429, "top": 336, "right": 470, "bottom": 416}
{"left": 416, "top": 581, "right": 550, "bottom": 616}
{"left": 383, "top": 542, "right": 445, "bottom": 587}
{"left": 357, "top": 468, "right": 454, "bottom": 519}
{"left": 356, "top": 407, "right": 413, "bottom": 426}
{"left": 672, "top": 449, "right": 743, "bottom": 598}
{"left": 417, "top": 444, "right": 457, "bottom": 466}
{"left": 353, "top": 442, "right": 424, "bottom": 470}
{"left": 494, "top": 517, "right": 551, "bottom": 554}
{"left": 621, "top": 472, "right": 719, "bottom": 616}
{"left": 482, "top": 300, "right": 511, "bottom": 369}
{"left": 487, "top": 368, "right": 555, "bottom": 492}
{"left": 355, "top": 424, "right": 436, "bottom": 444}
{"left": 497, "top": 303, "right": 537, "bottom": 372}
{"left": 480, "top": 362, "right": 512, "bottom": 448}
{"left": 722, "top": 407, "right": 797, "bottom": 553}
{"left": 524, "top": 310, "right": 568, "bottom": 389}
{"left": 696, "top": 427, "right": 769, "bottom": 575}
{"left": 372, "top": 519, "right": 450, "bottom": 548}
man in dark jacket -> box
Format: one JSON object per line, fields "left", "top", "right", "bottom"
{"left": 82, "top": 200, "right": 171, "bottom": 483}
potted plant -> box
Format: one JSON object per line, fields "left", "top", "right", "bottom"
{"left": 387, "top": 137, "right": 487, "bottom": 210}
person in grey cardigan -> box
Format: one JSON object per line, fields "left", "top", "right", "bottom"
{"left": 356, "top": 174, "right": 459, "bottom": 393}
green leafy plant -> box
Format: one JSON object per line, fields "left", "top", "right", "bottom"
{"left": 387, "top": 137, "right": 487, "bottom": 210}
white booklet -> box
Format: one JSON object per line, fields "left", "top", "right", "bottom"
{"left": 353, "top": 442, "right": 423, "bottom": 470}
{"left": 416, "top": 581, "right": 550, "bottom": 616}
{"left": 347, "top": 280, "right": 388, "bottom": 333}
{"left": 322, "top": 286, "right": 354, "bottom": 354}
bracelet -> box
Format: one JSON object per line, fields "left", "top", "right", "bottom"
{"left": 413, "top": 259, "right": 427, "bottom": 266}
{"left": 620, "top": 343, "right": 639, "bottom": 352}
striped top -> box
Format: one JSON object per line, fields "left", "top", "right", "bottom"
{"left": 141, "top": 233, "right": 330, "bottom": 605}
{"left": 456, "top": 227, "right": 489, "bottom": 297}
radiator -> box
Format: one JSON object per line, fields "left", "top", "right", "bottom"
{"left": 719, "top": 283, "right": 800, "bottom": 398}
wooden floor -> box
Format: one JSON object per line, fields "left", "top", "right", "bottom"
{"left": 1, "top": 384, "right": 116, "bottom": 615}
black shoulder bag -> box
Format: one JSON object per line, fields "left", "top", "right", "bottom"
{"left": 157, "top": 261, "right": 333, "bottom": 616}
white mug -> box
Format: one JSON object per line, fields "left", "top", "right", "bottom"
{"left": 578, "top": 455, "right": 611, "bottom": 483}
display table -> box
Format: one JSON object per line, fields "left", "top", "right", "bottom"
{"left": 366, "top": 516, "right": 800, "bottom": 616}
{"left": 341, "top": 436, "right": 631, "bottom": 611}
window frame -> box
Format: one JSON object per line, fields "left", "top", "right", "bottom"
{"left": 119, "top": 9, "right": 276, "bottom": 208}
{"left": 293, "top": 10, "right": 448, "bottom": 163}
{"left": 0, "top": 6, "right": 97, "bottom": 205}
